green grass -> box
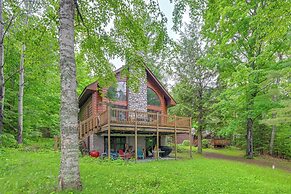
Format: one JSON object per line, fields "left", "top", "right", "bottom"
{"left": 203, "top": 147, "right": 245, "bottom": 157}
{"left": 1, "top": 148, "right": 291, "bottom": 194}
{"left": 176, "top": 144, "right": 244, "bottom": 157}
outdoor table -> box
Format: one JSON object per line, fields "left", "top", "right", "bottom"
{"left": 152, "top": 150, "right": 165, "bottom": 158}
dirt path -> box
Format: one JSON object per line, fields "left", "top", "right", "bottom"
{"left": 203, "top": 152, "right": 291, "bottom": 173}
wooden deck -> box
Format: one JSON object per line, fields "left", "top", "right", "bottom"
{"left": 79, "top": 107, "right": 193, "bottom": 160}
{"left": 79, "top": 107, "right": 192, "bottom": 138}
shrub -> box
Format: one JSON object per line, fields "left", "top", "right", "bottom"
{"left": 202, "top": 139, "right": 210, "bottom": 148}
{"left": 0, "top": 133, "right": 17, "bottom": 148}
{"left": 182, "top": 140, "right": 190, "bottom": 146}
{"left": 177, "top": 144, "right": 187, "bottom": 153}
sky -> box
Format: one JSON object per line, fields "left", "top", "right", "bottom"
{"left": 111, "top": 0, "right": 190, "bottom": 69}
{"left": 159, "top": 0, "right": 190, "bottom": 40}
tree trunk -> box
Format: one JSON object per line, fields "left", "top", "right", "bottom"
{"left": 197, "top": 85, "right": 203, "bottom": 154}
{"left": 246, "top": 81, "right": 255, "bottom": 159}
{"left": 17, "top": 44, "right": 25, "bottom": 144}
{"left": 246, "top": 62, "right": 257, "bottom": 159}
{"left": 269, "top": 124, "right": 276, "bottom": 156}
{"left": 270, "top": 77, "right": 279, "bottom": 156}
{"left": 197, "top": 128, "right": 202, "bottom": 154}
{"left": 0, "top": 0, "right": 4, "bottom": 143}
{"left": 58, "top": 0, "right": 82, "bottom": 190}
{"left": 18, "top": 2, "right": 28, "bottom": 144}
{"left": 246, "top": 117, "right": 254, "bottom": 159}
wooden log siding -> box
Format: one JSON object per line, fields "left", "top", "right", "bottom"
{"left": 78, "top": 116, "right": 97, "bottom": 138}
{"left": 78, "top": 108, "right": 191, "bottom": 138}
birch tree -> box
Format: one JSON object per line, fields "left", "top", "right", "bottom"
{"left": 17, "top": 0, "right": 29, "bottom": 144}
{"left": 58, "top": 0, "right": 81, "bottom": 190}
{"left": 0, "top": 0, "right": 4, "bottom": 142}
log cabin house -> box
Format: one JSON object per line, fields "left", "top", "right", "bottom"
{"left": 78, "top": 65, "right": 192, "bottom": 160}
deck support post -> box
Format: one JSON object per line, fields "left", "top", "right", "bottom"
{"left": 108, "top": 106, "right": 111, "bottom": 160}
{"left": 174, "top": 115, "right": 177, "bottom": 160}
{"left": 156, "top": 112, "right": 159, "bottom": 160}
{"left": 135, "top": 110, "right": 138, "bottom": 163}
{"left": 189, "top": 117, "right": 192, "bottom": 159}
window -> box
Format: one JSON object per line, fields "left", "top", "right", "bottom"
{"left": 86, "top": 102, "right": 92, "bottom": 118}
{"left": 107, "top": 82, "right": 127, "bottom": 101}
{"left": 147, "top": 87, "right": 161, "bottom": 106}
{"left": 104, "top": 137, "right": 126, "bottom": 152}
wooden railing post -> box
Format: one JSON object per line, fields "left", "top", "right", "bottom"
{"left": 135, "top": 110, "right": 138, "bottom": 162}
{"left": 174, "top": 115, "right": 177, "bottom": 160}
{"left": 95, "top": 115, "right": 98, "bottom": 132}
{"left": 189, "top": 117, "right": 192, "bottom": 159}
{"left": 156, "top": 112, "right": 159, "bottom": 160}
{"left": 108, "top": 106, "right": 111, "bottom": 160}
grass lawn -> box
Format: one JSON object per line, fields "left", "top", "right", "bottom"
{"left": 176, "top": 145, "right": 245, "bottom": 157}
{"left": 1, "top": 147, "right": 291, "bottom": 194}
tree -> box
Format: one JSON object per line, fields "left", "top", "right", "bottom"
{"left": 17, "top": 0, "right": 29, "bottom": 144}
{"left": 0, "top": 0, "right": 28, "bottom": 144}
{"left": 58, "top": 0, "right": 82, "bottom": 190}
{"left": 174, "top": 0, "right": 291, "bottom": 158}
{"left": 0, "top": 0, "right": 4, "bottom": 143}
{"left": 170, "top": 22, "right": 216, "bottom": 154}
{"left": 260, "top": 58, "right": 291, "bottom": 157}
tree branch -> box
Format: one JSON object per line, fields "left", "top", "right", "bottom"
{"left": 4, "top": 67, "right": 23, "bottom": 85}
{"left": 73, "top": 0, "right": 89, "bottom": 36}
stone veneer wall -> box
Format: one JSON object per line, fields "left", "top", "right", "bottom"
{"left": 127, "top": 70, "right": 147, "bottom": 112}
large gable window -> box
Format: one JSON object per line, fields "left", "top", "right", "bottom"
{"left": 147, "top": 87, "right": 161, "bottom": 106}
{"left": 107, "top": 82, "right": 127, "bottom": 101}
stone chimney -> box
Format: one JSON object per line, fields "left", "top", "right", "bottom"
{"left": 127, "top": 70, "right": 147, "bottom": 112}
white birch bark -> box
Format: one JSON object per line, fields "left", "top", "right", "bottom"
{"left": 58, "top": 0, "right": 82, "bottom": 190}
{"left": 17, "top": 1, "right": 28, "bottom": 144}
{"left": 0, "top": 0, "right": 4, "bottom": 142}
{"left": 270, "top": 77, "right": 280, "bottom": 156}
{"left": 17, "top": 43, "right": 25, "bottom": 144}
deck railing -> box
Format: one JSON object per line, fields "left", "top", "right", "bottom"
{"left": 79, "top": 107, "right": 191, "bottom": 138}
{"left": 79, "top": 116, "right": 96, "bottom": 138}
{"left": 106, "top": 108, "right": 191, "bottom": 129}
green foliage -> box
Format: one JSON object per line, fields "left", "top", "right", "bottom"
{"left": 2, "top": 0, "right": 169, "bottom": 145}
{"left": 202, "top": 139, "right": 210, "bottom": 148}
{"left": 76, "top": 0, "right": 169, "bottom": 91}
{"left": 273, "top": 126, "right": 291, "bottom": 159}
{"left": 182, "top": 140, "right": 190, "bottom": 146}
{"left": 169, "top": 22, "right": 216, "bottom": 128}
{"left": 173, "top": 0, "right": 291, "bottom": 158}
{"left": 0, "top": 133, "right": 17, "bottom": 148}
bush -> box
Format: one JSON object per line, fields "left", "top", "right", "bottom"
{"left": 25, "top": 130, "right": 42, "bottom": 140}
{"left": 0, "top": 133, "right": 17, "bottom": 148}
{"left": 182, "top": 140, "right": 190, "bottom": 146}
{"left": 202, "top": 139, "right": 210, "bottom": 148}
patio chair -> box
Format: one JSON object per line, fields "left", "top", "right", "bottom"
{"left": 118, "top": 149, "right": 125, "bottom": 159}
{"left": 118, "top": 149, "right": 132, "bottom": 159}
{"left": 137, "top": 148, "right": 144, "bottom": 159}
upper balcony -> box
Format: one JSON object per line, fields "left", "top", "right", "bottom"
{"left": 79, "top": 108, "right": 191, "bottom": 138}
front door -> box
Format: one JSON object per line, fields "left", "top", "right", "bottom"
{"left": 104, "top": 136, "right": 126, "bottom": 152}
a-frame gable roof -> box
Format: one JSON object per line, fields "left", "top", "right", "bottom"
{"left": 79, "top": 64, "right": 176, "bottom": 107}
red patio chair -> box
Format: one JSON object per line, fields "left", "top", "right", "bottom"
{"left": 118, "top": 149, "right": 125, "bottom": 159}
{"left": 118, "top": 149, "right": 131, "bottom": 159}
